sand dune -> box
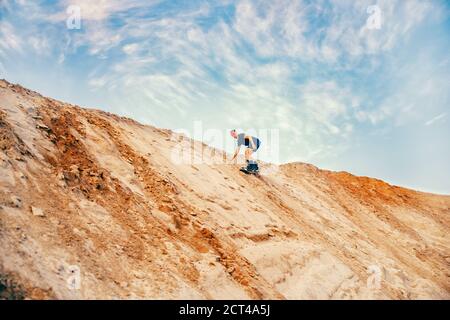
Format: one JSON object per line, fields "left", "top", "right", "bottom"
{"left": 0, "top": 79, "right": 449, "bottom": 299}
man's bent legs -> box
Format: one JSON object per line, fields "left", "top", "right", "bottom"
{"left": 245, "top": 148, "right": 254, "bottom": 162}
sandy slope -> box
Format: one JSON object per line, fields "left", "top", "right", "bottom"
{"left": 0, "top": 79, "right": 449, "bottom": 299}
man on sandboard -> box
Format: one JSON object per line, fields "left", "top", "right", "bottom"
{"left": 229, "top": 129, "right": 261, "bottom": 173}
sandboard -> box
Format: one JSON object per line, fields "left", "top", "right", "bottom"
{"left": 240, "top": 167, "right": 260, "bottom": 176}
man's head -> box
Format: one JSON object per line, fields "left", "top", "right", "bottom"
{"left": 230, "top": 129, "right": 238, "bottom": 139}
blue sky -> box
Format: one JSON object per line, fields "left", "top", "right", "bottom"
{"left": 1, "top": 0, "right": 449, "bottom": 194}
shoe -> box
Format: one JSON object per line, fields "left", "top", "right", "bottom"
{"left": 247, "top": 162, "right": 259, "bottom": 172}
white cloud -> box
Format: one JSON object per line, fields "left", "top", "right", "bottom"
{"left": 50, "top": 0, "right": 160, "bottom": 22}
{"left": 122, "top": 43, "right": 140, "bottom": 55}
{"left": 355, "top": 107, "right": 391, "bottom": 125}
{"left": 296, "top": 81, "right": 359, "bottom": 155}
{"left": 88, "top": 76, "right": 108, "bottom": 90}
{"left": 0, "top": 21, "right": 23, "bottom": 57}
{"left": 425, "top": 113, "right": 447, "bottom": 126}
{"left": 231, "top": 0, "right": 441, "bottom": 64}
{"left": 234, "top": 0, "right": 313, "bottom": 59}
{"left": 28, "top": 36, "right": 50, "bottom": 55}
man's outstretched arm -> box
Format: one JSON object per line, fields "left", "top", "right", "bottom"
{"left": 230, "top": 146, "right": 241, "bottom": 162}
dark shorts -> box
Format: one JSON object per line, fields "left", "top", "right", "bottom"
{"left": 245, "top": 138, "right": 261, "bottom": 151}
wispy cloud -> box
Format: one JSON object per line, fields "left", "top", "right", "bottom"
{"left": 425, "top": 113, "right": 447, "bottom": 126}
{"left": 51, "top": 0, "right": 160, "bottom": 22}
{"left": 0, "top": 21, "right": 23, "bottom": 58}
